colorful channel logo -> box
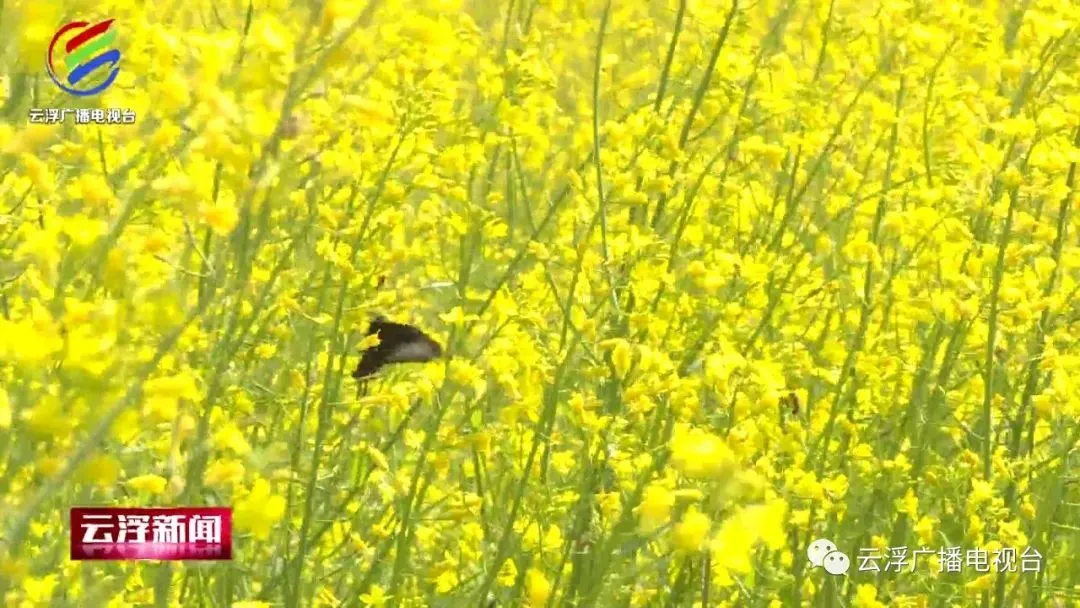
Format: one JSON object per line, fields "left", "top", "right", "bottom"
{"left": 46, "top": 19, "right": 121, "bottom": 97}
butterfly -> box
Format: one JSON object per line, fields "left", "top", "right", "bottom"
{"left": 352, "top": 315, "right": 443, "bottom": 380}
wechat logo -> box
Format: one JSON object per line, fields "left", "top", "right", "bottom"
{"left": 808, "top": 538, "right": 850, "bottom": 576}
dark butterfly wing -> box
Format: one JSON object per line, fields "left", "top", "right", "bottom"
{"left": 352, "top": 318, "right": 443, "bottom": 379}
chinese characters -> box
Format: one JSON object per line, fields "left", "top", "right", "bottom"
{"left": 28, "top": 108, "right": 136, "bottom": 125}
{"left": 855, "top": 545, "right": 1042, "bottom": 573}
{"left": 80, "top": 513, "right": 222, "bottom": 544}
{"left": 70, "top": 507, "right": 231, "bottom": 561}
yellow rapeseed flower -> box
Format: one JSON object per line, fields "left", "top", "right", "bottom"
{"left": 22, "top": 574, "right": 58, "bottom": 603}
{"left": 358, "top": 585, "right": 390, "bottom": 607}
{"left": 433, "top": 570, "right": 458, "bottom": 594}
{"left": 2, "top": 0, "right": 1078, "bottom": 604}
{"left": 77, "top": 455, "right": 122, "bottom": 488}
{"left": 672, "top": 507, "right": 712, "bottom": 552}
{"left": 126, "top": 474, "right": 168, "bottom": 495}
{"left": 852, "top": 584, "right": 887, "bottom": 608}
{"left": 497, "top": 558, "right": 518, "bottom": 588}
{"left": 204, "top": 459, "right": 246, "bottom": 487}
{"left": 670, "top": 424, "right": 737, "bottom": 480}
{"left": 524, "top": 568, "right": 551, "bottom": 606}
{"left": 199, "top": 201, "right": 240, "bottom": 236}
{"left": 0, "top": 388, "right": 11, "bottom": 429}
{"left": 636, "top": 483, "right": 675, "bottom": 533}
{"left": 234, "top": 479, "right": 286, "bottom": 540}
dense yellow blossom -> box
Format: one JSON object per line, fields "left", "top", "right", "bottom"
{"left": 2, "top": 0, "right": 1079, "bottom": 605}
{"left": 233, "top": 479, "right": 286, "bottom": 541}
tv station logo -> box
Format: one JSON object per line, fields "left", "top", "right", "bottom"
{"left": 70, "top": 507, "right": 232, "bottom": 561}
{"left": 30, "top": 18, "right": 136, "bottom": 125}
{"left": 47, "top": 19, "right": 121, "bottom": 97}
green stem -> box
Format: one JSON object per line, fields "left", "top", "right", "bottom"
{"left": 651, "top": 0, "right": 740, "bottom": 229}
{"left": 470, "top": 333, "right": 583, "bottom": 604}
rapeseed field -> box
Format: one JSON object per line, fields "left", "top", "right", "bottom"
{"left": 1, "top": 0, "right": 1079, "bottom": 606}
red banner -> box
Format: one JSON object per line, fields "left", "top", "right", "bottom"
{"left": 70, "top": 507, "right": 232, "bottom": 561}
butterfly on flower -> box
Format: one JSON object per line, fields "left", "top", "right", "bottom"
{"left": 352, "top": 315, "right": 443, "bottom": 380}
